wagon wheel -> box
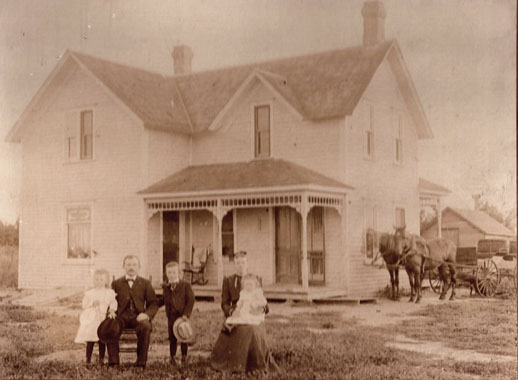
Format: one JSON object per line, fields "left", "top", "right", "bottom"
{"left": 475, "top": 259, "right": 500, "bottom": 297}
{"left": 428, "top": 270, "right": 442, "bottom": 294}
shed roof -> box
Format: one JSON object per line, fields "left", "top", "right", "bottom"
{"left": 139, "top": 159, "right": 352, "bottom": 196}
{"left": 419, "top": 178, "right": 451, "bottom": 196}
{"left": 444, "top": 207, "right": 515, "bottom": 237}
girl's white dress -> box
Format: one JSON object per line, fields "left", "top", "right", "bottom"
{"left": 226, "top": 288, "right": 267, "bottom": 325}
{"left": 74, "top": 288, "right": 117, "bottom": 343}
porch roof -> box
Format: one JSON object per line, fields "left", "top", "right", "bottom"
{"left": 139, "top": 159, "right": 352, "bottom": 197}
{"left": 419, "top": 178, "right": 451, "bottom": 197}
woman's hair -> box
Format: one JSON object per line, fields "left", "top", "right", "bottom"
{"left": 93, "top": 269, "right": 111, "bottom": 288}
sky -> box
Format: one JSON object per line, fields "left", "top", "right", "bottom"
{"left": 0, "top": 0, "right": 516, "bottom": 224}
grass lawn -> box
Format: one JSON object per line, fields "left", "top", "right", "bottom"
{"left": 0, "top": 294, "right": 516, "bottom": 379}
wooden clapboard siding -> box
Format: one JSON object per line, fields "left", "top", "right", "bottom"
{"left": 18, "top": 62, "right": 146, "bottom": 288}
{"left": 191, "top": 81, "right": 345, "bottom": 184}
{"left": 344, "top": 59, "right": 420, "bottom": 296}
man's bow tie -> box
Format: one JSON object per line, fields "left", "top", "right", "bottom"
{"left": 126, "top": 277, "right": 136, "bottom": 282}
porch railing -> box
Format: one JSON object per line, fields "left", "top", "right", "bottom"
{"left": 308, "top": 250, "right": 325, "bottom": 285}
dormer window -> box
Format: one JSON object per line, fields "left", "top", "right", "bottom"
{"left": 254, "top": 105, "right": 270, "bottom": 158}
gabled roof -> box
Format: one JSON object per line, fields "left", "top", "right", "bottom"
{"left": 442, "top": 207, "right": 515, "bottom": 237}
{"left": 139, "top": 159, "right": 353, "bottom": 196}
{"left": 419, "top": 178, "right": 451, "bottom": 196}
{"left": 6, "top": 39, "right": 433, "bottom": 142}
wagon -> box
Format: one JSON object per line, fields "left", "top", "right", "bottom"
{"left": 428, "top": 240, "right": 517, "bottom": 297}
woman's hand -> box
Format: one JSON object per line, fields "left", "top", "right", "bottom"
{"left": 92, "top": 300, "right": 100, "bottom": 307}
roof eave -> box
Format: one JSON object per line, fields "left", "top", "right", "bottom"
{"left": 4, "top": 49, "right": 73, "bottom": 143}
{"left": 388, "top": 41, "right": 434, "bottom": 140}
{"left": 139, "top": 183, "right": 352, "bottom": 199}
{"left": 208, "top": 69, "right": 305, "bottom": 132}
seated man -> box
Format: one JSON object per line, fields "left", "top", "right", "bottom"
{"left": 107, "top": 255, "right": 158, "bottom": 369}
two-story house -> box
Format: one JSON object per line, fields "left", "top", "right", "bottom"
{"left": 6, "top": 1, "right": 447, "bottom": 299}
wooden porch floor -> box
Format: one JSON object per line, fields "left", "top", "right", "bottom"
{"left": 181, "top": 283, "right": 376, "bottom": 303}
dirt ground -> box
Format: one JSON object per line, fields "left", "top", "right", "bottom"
{"left": 4, "top": 287, "right": 516, "bottom": 365}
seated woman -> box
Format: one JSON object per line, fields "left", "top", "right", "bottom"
{"left": 210, "top": 251, "right": 279, "bottom": 373}
{"left": 225, "top": 274, "right": 267, "bottom": 326}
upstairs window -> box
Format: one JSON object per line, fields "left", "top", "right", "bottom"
{"left": 394, "top": 114, "right": 403, "bottom": 163}
{"left": 80, "top": 110, "right": 93, "bottom": 160}
{"left": 254, "top": 105, "right": 270, "bottom": 157}
{"left": 65, "top": 109, "right": 94, "bottom": 161}
{"left": 395, "top": 207, "right": 406, "bottom": 229}
{"left": 364, "top": 105, "right": 375, "bottom": 158}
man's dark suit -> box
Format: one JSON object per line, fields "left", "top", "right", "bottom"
{"left": 221, "top": 274, "right": 268, "bottom": 318}
{"left": 108, "top": 276, "right": 158, "bottom": 366}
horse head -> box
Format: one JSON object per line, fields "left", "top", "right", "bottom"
{"left": 393, "top": 225, "right": 411, "bottom": 256}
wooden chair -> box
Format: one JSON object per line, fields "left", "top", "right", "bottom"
{"left": 183, "top": 246, "right": 212, "bottom": 285}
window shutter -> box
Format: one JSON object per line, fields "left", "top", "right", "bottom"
{"left": 64, "top": 111, "right": 78, "bottom": 160}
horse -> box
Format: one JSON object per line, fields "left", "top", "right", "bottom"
{"left": 378, "top": 232, "right": 401, "bottom": 300}
{"left": 393, "top": 227, "right": 457, "bottom": 302}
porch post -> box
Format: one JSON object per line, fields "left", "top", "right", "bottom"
{"left": 341, "top": 197, "right": 349, "bottom": 294}
{"left": 437, "top": 198, "right": 442, "bottom": 238}
{"left": 215, "top": 201, "right": 224, "bottom": 288}
{"left": 301, "top": 194, "right": 309, "bottom": 290}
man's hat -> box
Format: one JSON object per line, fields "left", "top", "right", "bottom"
{"left": 97, "top": 317, "right": 123, "bottom": 343}
{"left": 173, "top": 316, "right": 195, "bottom": 344}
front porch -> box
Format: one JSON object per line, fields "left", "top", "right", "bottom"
{"left": 188, "top": 283, "right": 351, "bottom": 302}
{"left": 140, "top": 159, "right": 353, "bottom": 296}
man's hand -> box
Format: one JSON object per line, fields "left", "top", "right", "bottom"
{"left": 136, "top": 313, "right": 149, "bottom": 322}
{"left": 107, "top": 310, "right": 116, "bottom": 319}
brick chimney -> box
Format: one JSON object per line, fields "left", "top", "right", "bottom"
{"left": 172, "top": 45, "right": 193, "bottom": 75}
{"left": 361, "top": 1, "right": 386, "bottom": 46}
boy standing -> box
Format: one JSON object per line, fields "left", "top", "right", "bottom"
{"left": 161, "top": 261, "right": 195, "bottom": 365}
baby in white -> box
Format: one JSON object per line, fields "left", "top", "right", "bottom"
{"left": 225, "top": 274, "right": 267, "bottom": 325}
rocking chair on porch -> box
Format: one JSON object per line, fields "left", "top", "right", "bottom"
{"left": 183, "top": 246, "right": 212, "bottom": 285}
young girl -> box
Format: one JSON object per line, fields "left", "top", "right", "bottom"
{"left": 74, "top": 269, "right": 117, "bottom": 365}
{"left": 225, "top": 274, "right": 267, "bottom": 325}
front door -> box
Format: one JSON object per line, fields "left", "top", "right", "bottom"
{"left": 163, "top": 211, "right": 179, "bottom": 282}
{"left": 275, "top": 207, "right": 301, "bottom": 284}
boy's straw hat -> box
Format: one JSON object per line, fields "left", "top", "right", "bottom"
{"left": 173, "top": 316, "right": 196, "bottom": 344}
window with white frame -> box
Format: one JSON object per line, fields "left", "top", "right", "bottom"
{"left": 394, "top": 114, "right": 403, "bottom": 163}
{"left": 364, "top": 105, "right": 375, "bottom": 158}
{"left": 66, "top": 207, "right": 91, "bottom": 259}
{"left": 395, "top": 207, "right": 405, "bottom": 229}
{"left": 364, "top": 204, "right": 377, "bottom": 259}
{"left": 65, "top": 110, "right": 93, "bottom": 161}
{"left": 254, "top": 105, "right": 270, "bottom": 157}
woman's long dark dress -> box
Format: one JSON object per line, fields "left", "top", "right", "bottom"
{"left": 210, "top": 273, "right": 279, "bottom": 373}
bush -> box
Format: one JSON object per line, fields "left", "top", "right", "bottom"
{"left": 0, "top": 246, "right": 17, "bottom": 288}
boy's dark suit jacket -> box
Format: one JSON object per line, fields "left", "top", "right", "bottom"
{"left": 221, "top": 274, "right": 269, "bottom": 318}
{"left": 112, "top": 276, "right": 158, "bottom": 320}
{"left": 160, "top": 280, "right": 195, "bottom": 318}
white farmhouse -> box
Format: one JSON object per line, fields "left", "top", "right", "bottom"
{"left": 6, "top": 1, "right": 447, "bottom": 299}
